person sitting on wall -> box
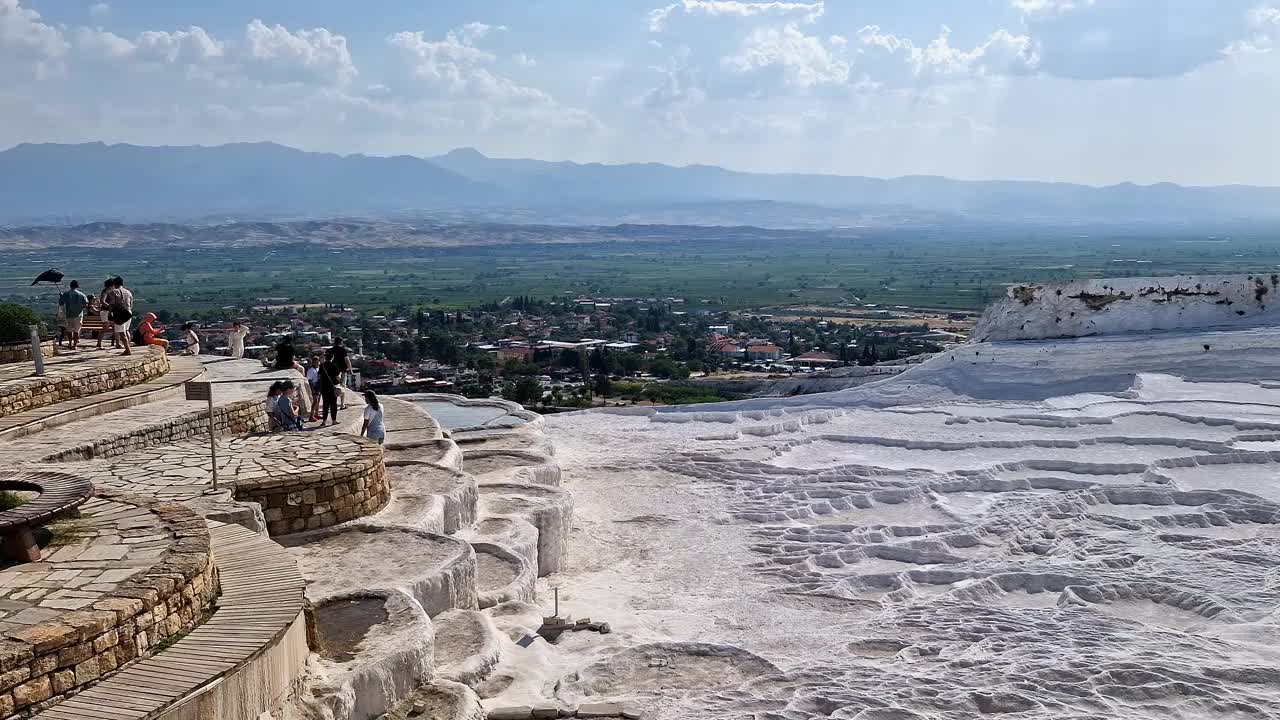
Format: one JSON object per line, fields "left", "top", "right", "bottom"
{"left": 138, "top": 313, "right": 169, "bottom": 351}
{"left": 180, "top": 322, "right": 200, "bottom": 356}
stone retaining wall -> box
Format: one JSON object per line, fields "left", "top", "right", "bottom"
{"left": 0, "top": 348, "right": 170, "bottom": 421}
{"left": 0, "top": 342, "right": 54, "bottom": 366}
{"left": 1, "top": 489, "right": 219, "bottom": 717}
{"left": 38, "top": 398, "right": 269, "bottom": 464}
{"left": 236, "top": 442, "right": 389, "bottom": 537}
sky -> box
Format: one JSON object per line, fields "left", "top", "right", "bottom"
{"left": 2, "top": 0, "right": 1280, "bottom": 186}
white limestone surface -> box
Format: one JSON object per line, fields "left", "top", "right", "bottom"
{"left": 515, "top": 323, "right": 1280, "bottom": 719}
{"left": 973, "top": 274, "right": 1280, "bottom": 342}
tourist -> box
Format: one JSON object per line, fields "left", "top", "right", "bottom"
{"left": 273, "top": 335, "right": 305, "bottom": 373}
{"left": 360, "top": 391, "right": 385, "bottom": 445}
{"left": 306, "top": 356, "right": 323, "bottom": 422}
{"left": 138, "top": 313, "right": 169, "bottom": 351}
{"left": 330, "top": 337, "right": 352, "bottom": 408}
{"left": 266, "top": 381, "right": 284, "bottom": 432}
{"left": 59, "top": 280, "right": 89, "bottom": 351}
{"left": 179, "top": 322, "right": 200, "bottom": 356}
{"left": 227, "top": 321, "right": 249, "bottom": 359}
{"left": 97, "top": 279, "right": 116, "bottom": 349}
{"left": 54, "top": 294, "right": 67, "bottom": 347}
{"left": 104, "top": 277, "right": 134, "bottom": 356}
{"left": 276, "top": 380, "right": 304, "bottom": 431}
{"left": 317, "top": 350, "right": 341, "bottom": 427}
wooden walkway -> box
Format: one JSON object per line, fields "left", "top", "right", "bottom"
{"left": 0, "top": 357, "right": 205, "bottom": 442}
{"left": 34, "top": 522, "right": 307, "bottom": 720}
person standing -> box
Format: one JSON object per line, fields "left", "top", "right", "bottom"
{"left": 306, "top": 356, "right": 323, "bottom": 422}
{"left": 59, "top": 281, "right": 89, "bottom": 350}
{"left": 97, "top": 279, "right": 116, "bottom": 349}
{"left": 329, "top": 337, "right": 352, "bottom": 408}
{"left": 317, "top": 350, "right": 341, "bottom": 427}
{"left": 227, "top": 321, "right": 249, "bottom": 359}
{"left": 360, "top": 391, "right": 385, "bottom": 445}
{"left": 104, "top": 277, "right": 134, "bottom": 356}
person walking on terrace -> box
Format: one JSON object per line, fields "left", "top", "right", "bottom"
{"left": 306, "top": 356, "right": 323, "bottom": 422}
{"left": 104, "top": 276, "right": 134, "bottom": 356}
{"left": 138, "top": 313, "right": 168, "bottom": 351}
{"left": 360, "top": 391, "right": 385, "bottom": 445}
{"left": 58, "top": 280, "right": 89, "bottom": 350}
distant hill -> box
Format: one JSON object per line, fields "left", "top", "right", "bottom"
{"left": 0, "top": 142, "right": 489, "bottom": 224}
{"left": 5, "top": 141, "right": 1280, "bottom": 226}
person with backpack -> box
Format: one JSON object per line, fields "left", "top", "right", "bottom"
{"left": 103, "top": 277, "right": 134, "bottom": 356}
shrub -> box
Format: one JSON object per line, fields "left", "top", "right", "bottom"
{"left": 0, "top": 304, "right": 42, "bottom": 344}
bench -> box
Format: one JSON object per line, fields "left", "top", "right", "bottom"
{"left": 0, "top": 470, "right": 93, "bottom": 563}
{"left": 78, "top": 313, "right": 113, "bottom": 341}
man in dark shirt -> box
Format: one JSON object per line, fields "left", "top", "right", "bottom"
{"left": 330, "top": 337, "right": 351, "bottom": 408}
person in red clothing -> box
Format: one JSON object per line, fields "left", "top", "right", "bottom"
{"left": 138, "top": 312, "right": 169, "bottom": 351}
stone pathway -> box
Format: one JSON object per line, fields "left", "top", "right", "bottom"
{"left": 69, "top": 433, "right": 378, "bottom": 502}
{"left": 0, "top": 497, "right": 168, "bottom": 635}
{"left": 0, "top": 348, "right": 128, "bottom": 385}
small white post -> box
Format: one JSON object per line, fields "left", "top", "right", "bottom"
{"left": 29, "top": 325, "right": 44, "bottom": 376}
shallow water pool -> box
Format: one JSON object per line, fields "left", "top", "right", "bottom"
{"left": 413, "top": 400, "right": 526, "bottom": 429}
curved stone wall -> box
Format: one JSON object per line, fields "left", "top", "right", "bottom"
{"left": 228, "top": 435, "right": 389, "bottom": 536}
{"left": 36, "top": 398, "right": 268, "bottom": 463}
{"left": 0, "top": 347, "right": 169, "bottom": 420}
{"left": 0, "top": 341, "right": 54, "bottom": 365}
{"left": 0, "top": 488, "right": 218, "bottom": 716}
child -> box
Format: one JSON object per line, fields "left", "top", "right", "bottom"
{"left": 306, "top": 356, "right": 323, "bottom": 422}
{"left": 266, "top": 381, "right": 284, "bottom": 432}
{"left": 180, "top": 322, "right": 200, "bottom": 356}
{"left": 360, "top": 390, "right": 385, "bottom": 445}
{"left": 138, "top": 312, "right": 168, "bottom": 351}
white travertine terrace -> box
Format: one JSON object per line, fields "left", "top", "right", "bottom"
{"left": 525, "top": 311, "right": 1280, "bottom": 718}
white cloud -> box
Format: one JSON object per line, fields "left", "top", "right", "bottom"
{"left": 855, "top": 25, "right": 1039, "bottom": 84}
{"left": 243, "top": 19, "right": 356, "bottom": 86}
{"left": 75, "top": 27, "right": 135, "bottom": 59}
{"left": 723, "top": 22, "right": 849, "bottom": 88}
{"left": 1012, "top": 0, "right": 1095, "bottom": 16}
{"left": 513, "top": 52, "right": 536, "bottom": 67}
{"left": 134, "top": 27, "right": 224, "bottom": 64}
{"left": 1224, "top": 6, "right": 1280, "bottom": 54}
{"left": 89, "top": 3, "right": 110, "bottom": 18}
{"left": 640, "top": 48, "right": 706, "bottom": 108}
{"left": 387, "top": 23, "right": 599, "bottom": 135}
{"left": 0, "top": 0, "right": 69, "bottom": 83}
{"left": 649, "top": 0, "right": 823, "bottom": 32}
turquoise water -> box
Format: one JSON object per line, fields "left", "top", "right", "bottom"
{"left": 414, "top": 401, "right": 526, "bottom": 429}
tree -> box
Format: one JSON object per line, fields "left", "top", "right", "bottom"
{"left": 594, "top": 373, "right": 612, "bottom": 398}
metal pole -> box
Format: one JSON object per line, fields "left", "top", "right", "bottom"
{"left": 29, "top": 325, "right": 44, "bottom": 376}
{"left": 554, "top": 587, "right": 559, "bottom": 617}
{"left": 207, "top": 394, "right": 219, "bottom": 492}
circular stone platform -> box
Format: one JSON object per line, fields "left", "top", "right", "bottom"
{"left": 0, "top": 488, "right": 217, "bottom": 714}
{"left": 72, "top": 432, "right": 387, "bottom": 536}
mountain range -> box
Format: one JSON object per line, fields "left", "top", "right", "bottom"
{"left": 4, "top": 141, "right": 1280, "bottom": 227}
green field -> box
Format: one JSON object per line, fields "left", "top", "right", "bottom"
{"left": 5, "top": 228, "right": 1280, "bottom": 317}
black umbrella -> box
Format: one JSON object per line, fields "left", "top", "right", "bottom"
{"left": 31, "top": 268, "right": 64, "bottom": 286}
